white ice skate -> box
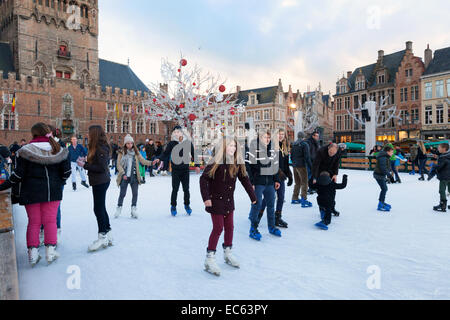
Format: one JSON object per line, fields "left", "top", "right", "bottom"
{"left": 131, "top": 206, "right": 138, "bottom": 219}
{"left": 39, "top": 229, "right": 44, "bottom": 247}
{"left": 106, "top": 230, "right": 114, "bottom": 247}
{"left": 28, "top": 247, "right": 41, "bottom": 268}
{"left": 45, "top": 245, "right": 60, "bottom": 265}
{"left": 114, "top": 206, "right": 122, "bottom": 219}
{"left": 161, "top": 171, "right": 168, "bottom": 176}
{"left": 88, "top": 233, "right": 109, "bottom": 252}
{"left": 152, "top": 169, "right": 158, "bottom": 176}
{"left": 224, "top": 247, "right": 240, "bottom": 269}
{"left": 204, "top": 251, "right": 221, "bottom": 276}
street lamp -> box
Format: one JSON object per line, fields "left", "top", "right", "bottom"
{"left": 290, "top": 103, "right": 297, "bottom": 110}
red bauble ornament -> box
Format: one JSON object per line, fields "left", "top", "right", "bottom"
{"left": 180, "top": 59, "right": 187, "bottom": 67}
{"left": 178, "top": 69, "right": 181, "bottom": 73}
{"left": 179, "top": 103, "right": 185, "bottom": 109}
{"left": 226, "top": 100, "right": 230, "bottom": 104}
{"left": 193, "top": 97, "right": 197, "bottom": 101}
{"left": 188, "top": 114, "right": 197, "bottom": 121}
{"left": 230, "top": 111, "right": 235, "bottom": 115}
{"left": 193, "top": 82, "right": 196, "bottom": 86}
{"left": 152, "top": 98, "right": 157, "bottom": 103}
{"left": 219, "top": 85, "right": 226, "bottom": 93}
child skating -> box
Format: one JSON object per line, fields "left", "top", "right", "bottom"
{"left": 430, "top": 143, "right": 450, "bottom": 212}
{"left": 373, "top": 146, "right": 395, "bottom": 212}
{"left": 200, "top": 137, "right": 257, "bottom": 276}
{"left": 115, "top": 135, "right": 153, "bottom": 219}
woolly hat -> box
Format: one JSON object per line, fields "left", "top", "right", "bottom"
{"left": 297, "top": 131, "right": 305, "bottom": 140}
{"left": 124, "top": 134, "right": 134, "bottom": 145}
{"left": 173, "top": 125, "right": 182, "bottom": 132}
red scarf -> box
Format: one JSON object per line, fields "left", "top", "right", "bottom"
{"left": 30, "top": 136, "right": 50, "bottom": 144}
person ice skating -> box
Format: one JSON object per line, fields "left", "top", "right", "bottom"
{"left": 431, "top": 143, "right": 450, "bottom": 212}
{"left": 291, "top": 132, "right": 312, "bottom": 207}
{"left": 153, "top": 126, "right": 200, "bottom": 216}
{"left": 417, "top": 141, "right": 429, "bottom": 181}
{"left": 138, "top": 145, "right": 147, "bottom": 183}
{"left": 259, "top": 129, "right": 293, "bottom": 228}
{"left": 145, "top": 139, "right": 156, "bottom": 177}
{"left": 0, "top": 123, "right": 71, "bottom": 267}
{"left": 373, "top": 146, "right": 395, "bottom": 212}
{"left": 200, "top": 137, "right": 257, "bottom": 276}
{"left": 306, "top": 131, "right": 321, "bottom": 194}
{"left": 246, "top": 130, "right": 281, "bottom": 241}
{"left": 68, "top": 136, "right": 89, "bottom": 191}
{"left": 115, "top": 135, "right": 152, "bottom": 219}
{"left": 409, "top": 144, "right": 419, "bottom": 175}
{"left": 312, "top": 143, "right": 342, "bottom": 216}
{"left": 76, "top": 126, "right": 113, "bottom": 252}
{"left": 312, "top": 172, "right": 348, "bottom": 230}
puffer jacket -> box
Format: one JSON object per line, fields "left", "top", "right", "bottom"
{"left": 436, "top": 151, "right": 450, "bottom": 181}
{"left": 374, "top": 151, "right": 391, "bottom": 178}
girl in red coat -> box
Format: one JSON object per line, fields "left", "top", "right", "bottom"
{"left": 200, "top": 137, "right": 257, "bottom": 276}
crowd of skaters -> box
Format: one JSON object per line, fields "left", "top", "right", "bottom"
{"left": 0, "top": 122, "right": 448, "bottom": 277}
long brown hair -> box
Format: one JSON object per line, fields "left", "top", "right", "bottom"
{"left": 418, "top": 141, "right": 426, "bottom": 154}
{"left": 123, "top": 141, "right": 139, "bottom": 155}
{"left": 31, "top": 123, "right": 61, "bottom": 155}
{"left": 279, "top": 129, "right": 290, "bottom": 157}
{"left": 208, "top": 137, "right": 247, "bottom": 179}
{"left": 87, "top": 125, "right": 109, "bottom": 163}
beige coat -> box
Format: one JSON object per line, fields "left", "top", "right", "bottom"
{"left": 116, "top": 150, "right": 152, "bottom": 186}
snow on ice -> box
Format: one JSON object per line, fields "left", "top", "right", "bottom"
{"left": 12, "top": 169, "right": 450, "bottom": 300}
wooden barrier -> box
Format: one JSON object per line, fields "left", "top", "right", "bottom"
{"left": 340, "top": 156, "right": 435, "bottom": 173}
{"left": 0, "top": 190, "right": 19, "bottom": 300}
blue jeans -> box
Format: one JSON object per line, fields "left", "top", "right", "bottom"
{"left": 418, "top": 159, "right": 428, "bottom": 176}
{"left": 261, "top": 180, "right": 286, "bottom": 213}
{"left": 249, "top": 185, "right": 276, "bottom": 229}
{"left": 375, "top": 177, "right": 388, "bottom": 203}
{"left": 390, "top": 160, "right": 400, "bottom": 181}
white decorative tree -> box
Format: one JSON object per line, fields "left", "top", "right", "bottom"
{"left": 346, "top": 96, "right": 400, "bottom": 155}
{"left": 142, "top": 57, "right": 245, "bottom": 134}
{"left": 288, "top": 94, "right": 319, "bottom": 137}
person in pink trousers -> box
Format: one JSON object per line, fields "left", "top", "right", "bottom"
{"left": 0, "top": 123, "right": 71, "bottom": 267}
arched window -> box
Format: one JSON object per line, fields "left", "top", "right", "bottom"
{"left": 1, "top": 106, "right": 18, "bottom": 131}
{"left": 105, "top": 114, "right": 117, "bottom": 134}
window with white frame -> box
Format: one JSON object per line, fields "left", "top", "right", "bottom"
{"left": 436, "top": 80, "right": 444, "bottom": 98}
{"left": 344, "top": 97, "right": 350, "bottom": 109}
{"left": 2, "top": 110, "right": 16, "bottom": 130}
{"left": 107, "top": 103, "right": 115, "bottom": 112}
{"left": 425, "top": 106, "right": 433, "bottom": 125}
{"left": 250, "top": 95, "right": 256, "bottom": 105}
{"left": 425, "top": 82, "right": 433, "bottom": 99}
{"left": 378, "top": 73, "right": 385, "bottom": 84}
{"left": 336, "top": 115, "right": 342, "bottom": 131}
{"left": 136, "top": 119, "right": 144, "bottom": 134}
{"left": 344, "top": 115, "right": 351, "bottom": 130}
{"left": 247, "top": 111, "right": 253, "bottom": 119}
{"left": 122, "top": 119, "right": 130, "bottom": 133}
{"left": 122, "top": 104, "right": 130, "bottom": 113}
{"left": 278, "top": 94, "right": 283, "bottom": 105}
{"left": 255, "top": 111, "right": 261, "bottom": 121}
{"left": 447, "top": 79, "right": 450, "bottom": 96}
{"left": 106, "top": 119, "right": 115, "bottom": 133}
{"left": 411, "top": 109, "right": 419, "bottom": 123}
{"left": 149, "top": 122, "right": 157, "bottom": 134}
{"left": 263, "top": 109, "right": 270, "bottom": 120}
{"left": 436, "top": 105, "right": 444, "bottom": 124}
{"left": 405, "top": 69, "right": 413, "bottom": 78}
{"left": 411, "top": 86, "right": 419, "bottom": 101}
{"left": 137, "top": 105, "right": 143, "bottom": 114}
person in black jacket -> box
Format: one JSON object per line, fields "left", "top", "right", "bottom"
{"left": 153, "top": 126, "right": 200, "bottom": 216}
{"left": 306, "top": 132, "right": 321, "bottom": 194}
{"left": 259, "top": 129, "right": 293, "bottom": 228}
{"left": 77, "top": 125, "right": 112, "bottom": 252}
{"left": 246, "top": 130, "right": 281, "bottom": 240}
{"left": 291, "top": 132, "right": 312, "bottom": 207}
{"left": 373, "top": 146, "right": 395, "bottom": 212}
{"left": 432, "top": 143, "right": 450, "bottom": 212}
{"left": 0, "top": 123, "right": 71, "bottom": 267}
{"left": 312, "top": 172, "right": 348, "bottom": 230}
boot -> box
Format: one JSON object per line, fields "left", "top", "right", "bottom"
{"left": 249, "top": 226, "right": 262, "bottom": 241}
{"left": 223, "top": 245, "right": 240, "bottom": 268}
{"left": 433, "top": 201, "right": 447, "bottom": 212}
{"left": 88, "top": 233, "right": 109, "bottom": 252}
{"left": 45, "top": 245, "right": 60, "bottom": 265}
{"left": 204, "top": 251, "right": 221, "bottom": 276}
{"left": 275, "top": 211, "right": 288, "bottom": 228}
{"left": 28, "top": 247, "right": 41, "bottom": 268}
{"left": 332, "top": 208, "right": 340, "bottom": 217}
{"left": 418, "top": 175, "right": 425, "bottom": 181}
{"left": 81, "top": 181, "right": 90, "bottom": 189}
{"left": 106, "top": 230, "right": 114, "bottom": 247}
{"left": 185, "top": 205, "right": 192, "bottom": 216}
{"left": 114, "top": 206, "right": 122, "bottom": 219}
{"left": 171, "top": 206, "right": 177, "bottom": 217}
{"left": 301, "top": 198, "right": 313, "bottom": 208}
{"left": 131, "top": 206, "right": 138, "bottom": 219}
{"left": 269, "top": 227, "right": 282, "bottom": 237}
{"left": 72, "top": 182, "right": 77, "bottom": 191}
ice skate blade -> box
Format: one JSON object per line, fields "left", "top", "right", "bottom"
{"left": 225, "top": 260, "right": 240, "bottom": 269}
{"left": 204, "top": 267, "right": 221, "bottom": 277}
{"left": 30, "top": 256, "right": 41, "bottom": 268}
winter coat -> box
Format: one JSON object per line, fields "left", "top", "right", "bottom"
{"left": 373, "top": 151, "right": 391, "bottom": 178}
{"left": 144, "top": 143, "right": 156, "bottom": 160}
{"left": 312, "top": 146, "right": 340, "bottom": 179}
{"left": 312, "top": 174, "right": 348, "bottom": 209}
{"left": 436, "top": 152, "right": 450, "bottom": 181}
{"left": 245, "top": 138, "right": 280, "bottom": 186}
{"left": 116, "top": 149, "right": 152, "bottom": 186}
{"left": 278, "top": 143, "right": 293, "bottom": 184}
{"left": 306, "top": 137, "right": 320, "bottom": 163}
{"left": 68, "top": 144, "right": 87, "bottom": 163}
{"left": 200, "top": 164, "right": 257, "bottom": 215}
{"left": 155, "top": 145, "right": 163, "bottom": 157}
{"left": 410, "top": 145, "right": 418, "bottom": 161}
{"left": 111, "top": 143, "right": 119, "bottom": 161}
{"left": 0, "top": 142, "right": 71, "bottom": 206}
{"left": 83, "top": 144, "right": 111, "bottom": 186}
{"left": 417, "top": 147, "right": 428, "bottom": 160}
{"left": 291, "top": 139, "right": 312, "bottom": 169}
{"left": 158, "top": 139, "right": 197, "bottom": 172}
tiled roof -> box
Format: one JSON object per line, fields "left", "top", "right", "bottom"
{"left": 237, "top": 86, "right": 278, "bottom": 104}
{"left": 0, "top": 42, "right": 15, "bottom": 79}
{"left": 99, "top": 59, "right": 149, "bottom": 95}
{"left": 423, "top": 46, "right": 450, "bottom": 76}
{"left": 341, "top": 50, "right": 406, "bottom": 95}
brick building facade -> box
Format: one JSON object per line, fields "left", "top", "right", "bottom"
{"left": 0, "top": 0, "right": 170, "bottom": 146}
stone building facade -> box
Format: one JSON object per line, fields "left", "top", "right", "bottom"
{"left": 0, "top": 0, "right": 170, "bottom": 146}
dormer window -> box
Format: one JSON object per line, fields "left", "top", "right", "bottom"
{"left": 249, "top": 94, "right": 257, "bottom": 105}
{"left": 377, "top": 72, "right": 386, "bottom": 84}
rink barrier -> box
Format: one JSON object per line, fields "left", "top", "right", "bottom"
{"left": 0, "top": 190, "right": 19, "bottom": 300}
{"left": 340, "top": 156, "right": 435, "bottom": 172}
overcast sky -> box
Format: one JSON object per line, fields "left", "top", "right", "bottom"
{"left": 98, "top": 0, "right": 450, "bottom": 95}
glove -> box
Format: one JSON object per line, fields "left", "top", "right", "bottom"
{"left": 287, "top": 176, "right": 293, "bottom": 187}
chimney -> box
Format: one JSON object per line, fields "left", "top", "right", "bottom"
{"left": 406, "top": 41, "right": 413, "bottom": 52}
{"left": 236, "top": 85, "right": 241, "bottom": 93}
{"left": 347, "top": 71, "right": 352, "bottom": 79}
{"left": 378, "top": 50, "right": 384, "bottom": 63}
{"left": 424, "top": 44, "right": 433, "bottom": 69}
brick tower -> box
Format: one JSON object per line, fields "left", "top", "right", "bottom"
{"left": 0, "top": 0, "right": 99, "bottom": 84}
